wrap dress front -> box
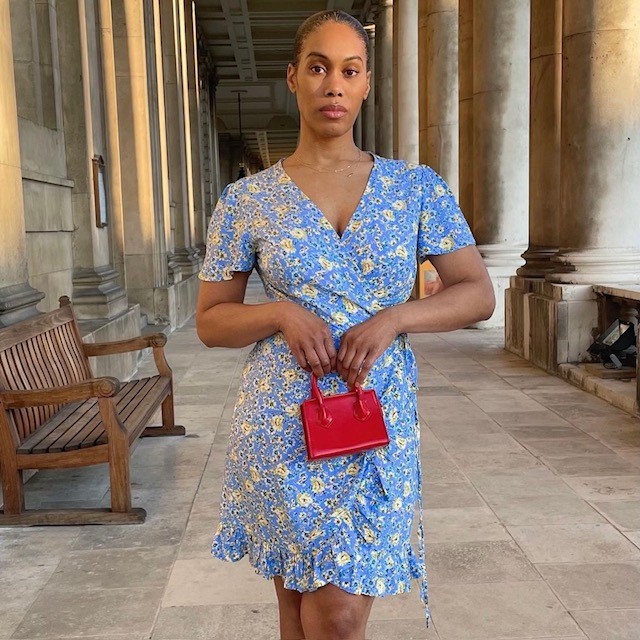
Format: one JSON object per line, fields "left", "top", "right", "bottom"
{"left": 198, "top": 153, "right": 476, "bottom": 629}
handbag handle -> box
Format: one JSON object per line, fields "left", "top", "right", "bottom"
{"left": 310, "top": 372, "right": 371, "bottom": 427}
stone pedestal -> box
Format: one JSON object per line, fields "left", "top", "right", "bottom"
{"left": 375, "top": 0, "right": 393, "bottom": 158}
{"left": 0, "top": 0, "right": 44, "bottom": 326}
{"left": 396, "top": 0, "right": 419, "bottom": 163}
{"left": 363, "top": 25, "right": 376, "bottom": 153}
{"left": 547, "top": 1, "right": 640, "bottom": 284}
{"left": 472, "top": 0, "right": 530, "bottom": 327}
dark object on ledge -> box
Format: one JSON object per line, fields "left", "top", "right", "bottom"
{"left": 588, "top": 319, "right": 637, "bottom": 369}
{"left": 0, "top": 296, "right": 185, "bottom": 526}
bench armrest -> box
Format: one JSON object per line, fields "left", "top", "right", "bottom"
{"left": 83, "top": 334, "right": 167, "bottom": 357}
{"left": 0, "top": 377, "right": 120, "bottom": 409}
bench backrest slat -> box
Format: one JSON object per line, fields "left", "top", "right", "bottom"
{"left": 0, "top": 305, "right": 92, "bottom": 442}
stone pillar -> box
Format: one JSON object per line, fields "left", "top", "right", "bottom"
{"left": 0, "top": 0, "right": 44, "bottom": 326}
{"left": 518, "top": 0, "right": 562, "bottom": 277}
{"left": 473, "top": 0, "right": 530, "bottom": 327}
{"left": 547, "top": 1, "right": 640, "bottom": 284}
{"left": 112, "top": 0, "right": 164, "bottom": 319}
{"left": 363, "top": 25, "right": 375, "bottom": 153}
{"left": 396, "top": 0, "right": 419, "bottom": 163}
{"left": 375, "top": 0, "right": 393, "bottom": 158}
{"left": 458, "top": 0, "right": 473, "bottom": 225}
{"left": 57, "top": 0, "right": 127, "bottom": 320}
{"left": 354, "top": 112, "right": 362, "bottom": 148}
{"left": 98, "top": 0, "right": 127, "bottom": 292}
{"left": 420, "top": 0, "right": 459, "bottom": 193}
{"left": 183, "top": 0, "right": 205, "bottom": 254}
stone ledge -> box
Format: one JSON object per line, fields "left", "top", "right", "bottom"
{"left": 558, "top": 363, "right": 638, "bottom": 416}
{"left": 593, "top": 284, "right": 640, "bottom": 303}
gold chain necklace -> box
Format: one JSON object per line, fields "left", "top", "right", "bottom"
{"left": 293, "top": 149, "right": 363, "bottom": 178}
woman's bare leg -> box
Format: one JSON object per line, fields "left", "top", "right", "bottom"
{"left": 300, "top": 583, "right": 375, "bottom": 640}
{"left": 274, "top": 576, "right": 305, "bottom": 639}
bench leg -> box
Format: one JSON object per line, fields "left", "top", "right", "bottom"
{"left": 0, "top": 464, "right": 25, "bottom": 516}
{"left": 141, "top": 389, "right": 185, "bottom": 437}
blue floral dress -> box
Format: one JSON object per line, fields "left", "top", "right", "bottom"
{"left": 198, "top": 153, "right": 475, "bottom": 629}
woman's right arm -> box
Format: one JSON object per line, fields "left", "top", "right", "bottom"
{"left": 195, "top": 272, "right": 336, "bottom": 377}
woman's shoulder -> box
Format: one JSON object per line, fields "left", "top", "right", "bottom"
{"left": 374, "top": 154, "right": 431, "bottom": 184}
{"left": 224, "top": 162, "right": 280, "bottom": 197}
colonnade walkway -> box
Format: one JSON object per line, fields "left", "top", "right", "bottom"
{"left": 1, "top": 277, "right": 639, "bottom": 640}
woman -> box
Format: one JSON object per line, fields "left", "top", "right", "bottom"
{"left": 196, "top": 9, "right": 494, "bottom": 640}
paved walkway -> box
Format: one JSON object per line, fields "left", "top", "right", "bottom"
{"left": 1, "top": 277, "right": 640, "bottom": 640}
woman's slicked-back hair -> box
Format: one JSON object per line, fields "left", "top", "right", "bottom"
{"left": 291, "top": 10, "right": 369, "bottom": 70}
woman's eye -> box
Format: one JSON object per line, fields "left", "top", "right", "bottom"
{"left": 310, "top": 65, "right": 325, "bottom": 73}
{"left": 344, "top": 69, "right": 359, "bottom": 77}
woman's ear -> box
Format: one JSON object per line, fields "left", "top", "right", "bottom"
{"left": 286, "top": 63, "right": 297, "bottom": 93}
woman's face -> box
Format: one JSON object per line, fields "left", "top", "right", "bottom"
{"left": 287, "top": 21, "right": 370, "bottom": 139}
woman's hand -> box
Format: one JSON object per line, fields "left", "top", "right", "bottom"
{"left": 337, "top": 308, "right": 400, "bottom": 388}
{"left": 277, "top": 301, "right": 337, "bottom": 377}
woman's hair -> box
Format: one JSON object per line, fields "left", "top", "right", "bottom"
{"left": 291, "top": 10, "right": 369, "bottom": 70}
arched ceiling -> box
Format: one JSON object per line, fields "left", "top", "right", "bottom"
{"left": 195, "top": 0, "right": 373, "bottom": 167}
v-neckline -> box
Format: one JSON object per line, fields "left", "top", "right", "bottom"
{"left": 278, "top": 152, "right": 377, "bottom": 242}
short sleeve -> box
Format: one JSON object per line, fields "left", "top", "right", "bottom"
{"left": 417, "top": 165, "right": 475, "bottom": 263}
{"left": 198, "top": 182, "right": 256, "bottom": 282}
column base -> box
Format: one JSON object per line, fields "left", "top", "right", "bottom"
{"left": 0, "top": 282, "right": 45, "bottom": 327}
{"left": 72, "top": 266, "right": 128, "bottom": 320}
{"left": 516, "top": 246, "right": 560, "bottom": 278}
{"left": 171, "top": 247, "right": 201, "bottom": 278}
{"left": 473, "top": 243, "right": 527, "bottom": 328}
{"left": 547, "top": 248, "right": 640, "bottom": 285}
{"left": 505, "top": 276, "right": 598, "bottom": 372}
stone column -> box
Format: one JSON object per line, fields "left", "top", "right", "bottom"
{"left": 458, "top": 0, "right": 473, "bottom": 224}
{"left": 547, "top": 1, "right": 640, "bottom": 284}
{"left": 518, "top": 0, "right": 562, "bottom": 277}
{"left": 397, "top": 0, "right": 419, "bottom": 163}
{"left": 420, "top": 0, "right": 459, "bottom": 193}
{"left": 473, "top": 0, "right": 530, "bottom": 326}
{"left": 375, "top": 0, "right": 393, "bottom": 158}
{"left": 0, "top": 0, "right": 44, "bottom": 326}
{"left": 112, "top": 0, "right": 164, "bottom": 319}
{"left": 183, "top": 0, "right": 205, "bottom": 254}
{"left": 363, "top": 25, "right": 375, "bottom": 153}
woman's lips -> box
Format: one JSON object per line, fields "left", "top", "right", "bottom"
{"left": 320, "top": 106, "right": 347, "bottom": 119}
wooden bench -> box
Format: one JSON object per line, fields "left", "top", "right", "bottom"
{"left": 0, "top": 296, "right": 185, "bottom": 526}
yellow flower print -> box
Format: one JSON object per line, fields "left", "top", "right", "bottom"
{"left": 332, "top": 506, "right": 353, "bottom": 527}
{"left": 396, "top": 435, "right": 407, "bottom": 449}
{"left": 398, "top": 580, "right": 406, "bottom": 591}
{"left": 283, "top": 368, "right": 298, "bottom": 383}
{"left": 257, "top": 378, "right": 271, "bottom": 393}
{"left": 361, "top": 259, "right": 374, "bottom": 274}
{"left": 346, "top": 462, "right": 360, "bottom": 476}
{"left": 297, "top": 492, "right": 313, "bottom": 507}
{"left": 319, "top": 256, "right": 334, "bottom": 270}
{"left": 332, "top": 311, "right": 348, "bottom": 325}
{"left": 280, "top": 238, "right": 295, "bottom": 252}
{"left": 336, "top": 551, "right": 351, "bottom": 566}
{"left": 271, "top": 415, "right": 284, "bottom": 431}
{"left": 392, "top": 497, "right": 402, "bottom": 511}
{"left": 395, "top": 245, "right": 408, "bottom": 259}
{"left": 381, "top": 176, "right": 394, "bottom": 187}
{"left": 375, "top": 578, "right": 386, "bottom": 594}
{"left": 371, "top": 300, "right": 384, "bottom": 311}
{"left": 382, "top": 209, "right": 395, "bottom": 221}
{"left": 362, "top": 525, "right": 376, "bottom": 543}
{"left": 383, "top": 354, "right": 393, "bottom": 367}
{"left": 288, "top": 542, "right": 301, "bottom": 554}
{"left": 312, "top": 577, "right": 325, "bottom": 588}
{"left": 343, "top": 298, "right": 358, "bottom": 313}
{"left": 440, "top": 236, "right": 454, "bottom": 251}
{"left": 392, "top": 200, "right": 406, "bottom": 211}
{"left": 256, "top": 513, "right": 268, "bottom": 526}
{"left": 390, "top": 532, "right": 400, "bottom": 545}
{"left": 350, "top": 220, "right": 362, "bottom": 231}
{"left": 386, "top": 555, "right": 395, "bottom": 567}
{"left": 284, "top": 403, "right": 300, "bottom": 417}
{"left": 244, "top": 479, "right": 254, "bottom": 492}
{"left": 309, "top": 527, "right": 322, "bottom": 540}
{"left": 406, "top": 162, "right": 418, "bottom": 169}
{"left": 250, "top": 467, "right": 261, "bottom": 482}
{"left": 274, "top": 463, "right": 289, "bottom": 478}
{"left": 301, "top": 284, "right": 317, "bottom": 298}
{"left": 231, "top": 489, "right": 243, "bottom": 502}
{"left": 273, "top": 506, "right": 286, "bottom": 523}
{"left": 403, "top": 480, "right": 411, "bottom": 497}
{"left": 434, "top": 183, "right": 446, "bottom": 197}
{"left": 247, "top": 182, "right": 260, "bottom": 193}
{"left": 241, "top": 421, "right": 253, "bottom": 434}
{"left": 373, "top": 288, "right": 387, "bottom": 298}
{"left": 291, "top": 227, "right": 307, "bottom": 239}
{"left": 310, "top": 476, "right": 326, "bottom": 493}
{"left": 388, "top": 408, "right": 399, "bottom": 425}
{"left": 237, "top": 391, "right": 246, "bottom": 405}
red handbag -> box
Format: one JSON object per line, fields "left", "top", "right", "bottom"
{"left": 300, "top": 373, "right": 390, "bottom": 460}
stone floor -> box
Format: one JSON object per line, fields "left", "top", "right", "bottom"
{"left": 1, "top": 277, "right": 640, "bottom": 640}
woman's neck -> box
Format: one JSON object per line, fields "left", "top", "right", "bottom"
{"left": 288, "top": 128, "right": 361, "bottom": 166}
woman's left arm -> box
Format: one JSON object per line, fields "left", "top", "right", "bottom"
{"left": 336, "top": 245, "right": 494, "bottom": 386}
{"left": 386, "top": 244, "right": 495, "bottom": 334}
